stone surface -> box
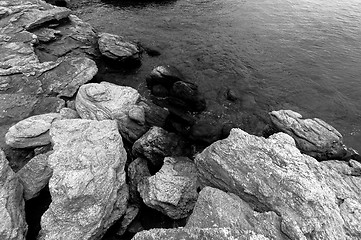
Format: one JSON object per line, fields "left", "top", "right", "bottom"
{"left": 146, "top": 65, "right": 186, "bottom": 88}
{"left": 59, "top": 107, "right": 80, "bottom": 119}
{"left": 5, "top": 113, "right": 62, "bottom": 148}
{"left": 98, "top": 32, "right": 140, "bottom": 62}
{"left": 195, "top": 128, "right": 361, "bottom": 239}
{"left": 39, "top": 119, "right": 128, "bottom": 240}
{"left": 17, "top": 151, "right": 53, "bottom": 200}
{"left": 132, "top": 126, "right": 186, "bottom": 167}
{"left": 128, "top": 157, "right": 151, "bottom": 204}
{"left": 186, "top": 187, "right": 289, "bottom": 240}
{"left": 117, "top": 204, "right": 140, "bottom": 236}
{"left": 132, "top": 227, "right": 270, "bottom": 240}
{"left": 169, "top": 81, "right": 206, "bottom": 112}
{"left": 0, "top": 149, "right": 27, "bottom": 240}
{"left": 269, "top": 109, "right": 346, "bottom": 160}
{"left": 138, "top": 157, "right": 198, "bottom": 219}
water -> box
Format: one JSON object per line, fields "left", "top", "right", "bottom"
{"left": 75, "top": 0, "right": 361, "bottom": 151}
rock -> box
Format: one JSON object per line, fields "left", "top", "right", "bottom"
{"left": 138, "top": 100, "right": 169, "bottom": 128}
{"left": 169, "top": 81, "right": 206, "bottom": 112}
{"left": 269, "top": 109, "right": 346, "bottom": 160}
{"left": 5, "top": 113, "right": 62, "bottom": 148}
{"left": 98, "top": 32, "right": 141, "bottom": 63}
{"left": 132, "top": 227, "right": 270, "bottom": 240}
{"left": 132, "top": 127, "right": 186, "bottom": 167}
{"left": 128, "top": 157, "right": 151, "bottom": 204}
{"left": 117, "top": 204, "right": 140, "bottom": 236}
{"left": 32, "top": 28, "right": 61, "bottom": 43}
{"left": 17, "top": 151, "right": 53, "bottom": 200}
{"left": 59, "top": 107, "right": 80, "bottom": 119}
{"left": 0, "top": 149, "right": 27, "bottom": 240}
{"left": 151, "top": 84, "right": 169, "bottom": 97}
{"left": 39, "top": 119, "right": 128, "bottom": 240}
{"left": 138, "top": 157, "right": 198, "bottom": 219}
{"left": 226, "top": 88, "right": 238, "bottom": 101}
{"left": 195, "top": 128, "right": 361, "bottom": 239}
{"left": 190, "top": 119, "right": 224, "bottom": 144}
{"left": 128, "top": 106, "right": 145, "bottom": 126}
{"left": 146, "top": 65, "right": 186, "bottom": 88}
{"left": 186, "top": 186, "right": 289, "bottom": 240}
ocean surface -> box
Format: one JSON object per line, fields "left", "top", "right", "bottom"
{"left": 75, "top": 0, "right": 361, "bottom": 152}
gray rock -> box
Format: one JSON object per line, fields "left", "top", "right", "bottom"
{"left": 146, "top": 65, "right": 186, "bottom": 88}
{"left": 186, "top": 186, "right": 289, "bottom": 240}
{"left": 195, "top": 128, "right": 361, "bottom": 239}
{"left": 269, "top": 109, "right": 346, "bottom": 160}
{"left": 98, "top": 32, "right": 140, "bottom": 62}
{"left": 138, "top": 157, "right": 198, "bottom": 219}
{"left": 39, "top": 119, "right": 128, "bottom": 240}
{"left": 117, "top": 204, "right": 140, "bottom": 236}
{"left": 59, "top": 107, "right": 80, "bottom": 119}
{"left": 128, "top": 157, "right": 151, "bottom": 204}
{"left": 128, "top": 106, "right": 145, "bottom": 126}
{"left": 0, "top": 149, "right": 27, "bottom": 240}
{"left": 17, "top": 151, "right": 53, "bottom": 200}
{"left": 32, "top": 28, "right": 61, "bottom": 43}
{"left": 5, "top": 113, "right": 62, "bottom": 148}
{"left": 132, "top": 127, "right": 186, "bottom": 167}
{"left": 132, "top": 227, "right": 270, "bottom": 240}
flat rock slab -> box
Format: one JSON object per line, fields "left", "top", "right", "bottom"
{"left": 39, "top": 119, "right": 128, "bottom": 240}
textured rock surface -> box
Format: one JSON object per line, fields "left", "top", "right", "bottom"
{"left": 98, "top": 32, "right": 140, "bottom": 62}
{"left": 146, "top": 65, "right": 186, "bottom": 88}
{"left": 117, "top": 204, "right": 140, "bottom": 236}
{"left": 5, "top": 113, "right": 62, "bottom": 148}
{"left": 132, "top": 127, "right": 186, "bottom": 167}
{"left": 132, "top": 227, "right": 270, "bottom": 240}
{"left": 39, "top": 119, "right": 128, "bottom": 240}
{"left": 17, "top": 151, "right": 53, "bottom": 200}
{"left": 195, "top": 128, "right": 361, "bottom": 239}
{"left": 269, "top": 109, "right": 346, "bottom": 160}
{"left": 128, "top": 157, "right": 151, "bottom": 204}
{"left": 186, "top": 187, "right": 289, "bottom": 240}
{"left": 138, "top": 157, "right": 198, "bottom": 219}
{"left": 0, "top": 149, "right": 27, "bottom": 240}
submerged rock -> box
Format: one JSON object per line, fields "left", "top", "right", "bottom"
{"left": 39, "top": 119, "right": 128, "bottom": 240}
{"left": 138, "top": 157, "right": 198, "bottom": 219}
{"left": 0, "top": 149, "right": 27, "bottom": 240}
{"left": 195, "top": 128, "right": 361, "bottom": 239}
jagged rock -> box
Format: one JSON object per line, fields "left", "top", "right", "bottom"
{"left": 132, "top": 127, "right": 186, "bottom": 167}
{"left": 269, "top": 109, "right": 346, "bottom": 160}
{"left": 98, "top": 32, "right": 141, "bottom": 63}
{"left": 138, "top": 157, "right": 198, "bottom": 219}
{"left": 0, "top": 42, "right": 38, "bottom": 68}
{"left": 39, "top": 119, "right": 128, "bottom": 240}
{"left": 186, "top": 186, "right": 289, "bottom": 240}
{"left": 5, "top": 113, "right": 62, "bottom": 148}
{"left": 128, "top": 157, "right": 151, "bottom": 204}
{"left": 195, "top": 128, "right": 361, "bottom": 239}
{"left": 75, "top": 82, "right": 149, "bottom": 142}
{"left": 146, "top": 65, "right": 186, "bottom": 88}
{"left": 132, "top": 227, "right": 270, "bottom": 240}
{"left": 117, "top": 204, "right": 140, "bottom": 236}
{"left": 17, "top": 151, "right": 53, "bottom": 200}
{"left": 0, "top": 149, "right": 27, "bottom": 240}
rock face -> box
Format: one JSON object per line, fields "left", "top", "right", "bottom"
{"left": 39, "top": 119, "right": 128, "bottom": 240}
{"left": 269, "top": 110, "right": 347, "bottom": 160}
{"left": 98, "top": 32, "right": 141, "bottom": 63}
{"left": 195, "top": 128, "right": 361, "bottom": 240}
{"left": 186, "top": 187, "right": 289, "bottom": 240}
{"left": 17, "top": 151, "right": 53, "bottom": 200}
{"left": 132, "top": 127, "right": 186, "bottom": 167}
{"left": 0, "top": 149, "right": 27, "bottom": 240}
{"left": 132, "top": 227, "right": 270, "bottom": 240}
{"left": 138, "top": 157, "right": 198, "bottom": 219}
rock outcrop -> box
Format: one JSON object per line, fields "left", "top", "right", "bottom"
{"left": 195, "top": 128, "right": 361, "bottom": 239}
{"left": 0, "top": 149, "right": 27, "bottom": 240}
{"left": 39, "top": 119, "right": 128, "bottom": 240}
{"left": 138, "top": 157, "right": 198, "bottom": 219}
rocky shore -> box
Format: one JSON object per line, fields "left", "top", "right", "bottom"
{"left": 1, "top": 0, "right": 361, "bottom": 240}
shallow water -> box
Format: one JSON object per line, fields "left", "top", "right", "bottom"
{"left": 75, "top": 0, "right": 361, "bottom": 151}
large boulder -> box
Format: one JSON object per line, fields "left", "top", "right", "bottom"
{"left": 186, "top": 186, "right": 289, "bottom": 240}
{"left": 39, "top": 119, "right": 128, "bottom": 240}
{"left": 195, "top": 128, "right": 361, "bottom": 239}
{"left": 0, "top": 149, "right": 27, "bottom": 240}
{"left": 269, "top": 110, "right": 347, "bottom": 160}
{"left": 138, "top": 157, "right": 198, "bottom": 219}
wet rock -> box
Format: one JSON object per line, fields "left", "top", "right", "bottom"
{"left": 17, "top": 151, "right": 53, "bottom": 200}
{"left": 138, "top": 100, "right": 169, "bottom": 128}
{"left": 146, "top": 65, "right": 186, "bottom": 88}
{"left": 0, "top": 149, "right": 27, "bottom": 240}
{"left": 132, "top": 127, "right": 186, "bottom": 167}
{"left": 169, "top": 81, "right": 206, "bottom": 112}
{"left": 128, "top": 157, "right": 151, "bottom": 204}
{"left": 186, "top": 186, "right": 289, "bottom": 240}
{"left": 5, "top": 113, "right": 62, "bottom": 148}
{"left": 269, "top": 109, "right": 347, "bottom": 160}
{"left": 195, "top": 128, "right": 361, "bottom": 239}
{"left": 98, "top": 32, "right": 141, "bottom": 63}
{"left": 190, "top": 119, "right": 223, "bottom": 144}
{"left": 132, "top": 227, "right": 269, "bottom": 240}
{"left": 151, "top": 84, "right": 169, "bottom": 97}
{"left": 138, "top": 157, "right": 198, "bottom": 219}
{"left": 39, "top": 119, "right": 128, "bottom": 240}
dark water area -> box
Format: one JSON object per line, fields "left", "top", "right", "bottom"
{"left": 74, "top": 0, "right": 361, "bottom": 152}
